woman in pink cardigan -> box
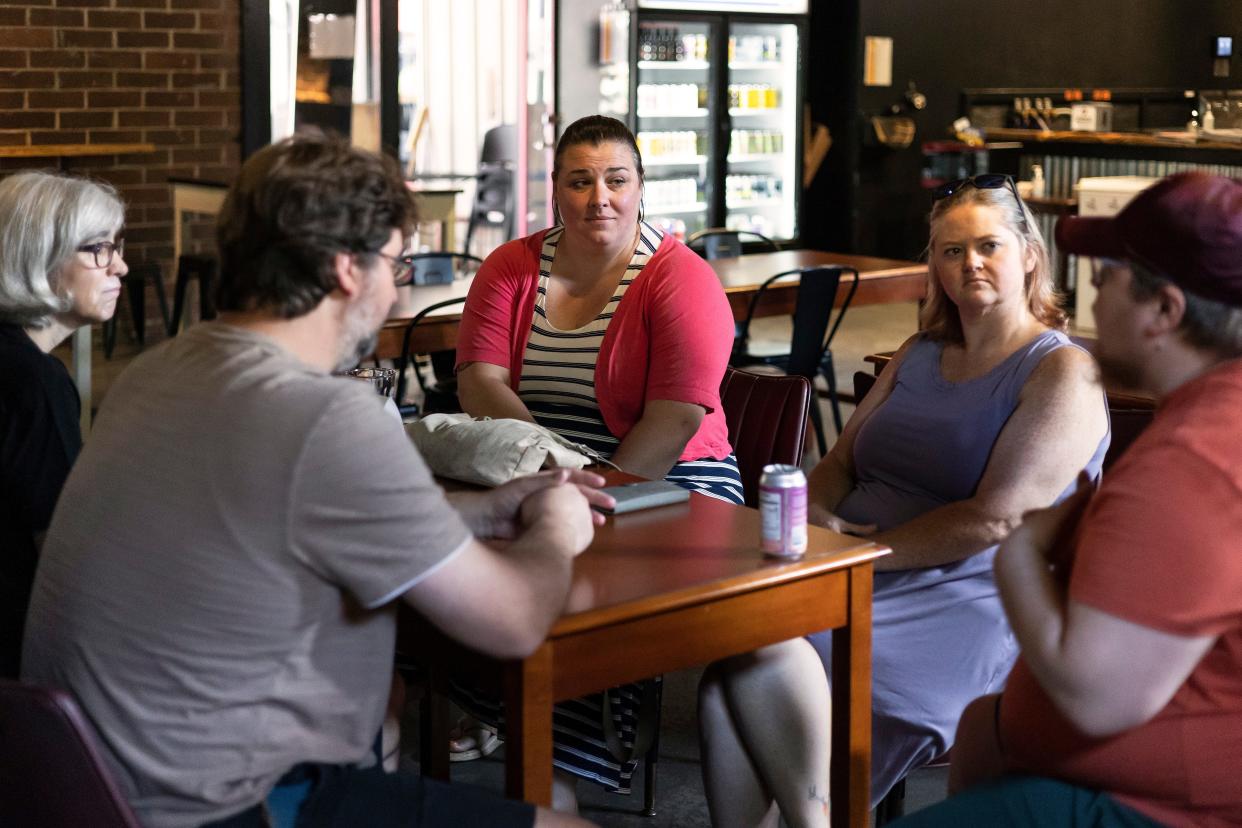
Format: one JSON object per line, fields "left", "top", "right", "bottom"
{"left": 453, "top": 115, "right": 741, "bottom": 811}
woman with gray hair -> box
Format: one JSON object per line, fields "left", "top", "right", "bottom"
{"left": 0, "top": 169, "right": 127, "bottom": 678}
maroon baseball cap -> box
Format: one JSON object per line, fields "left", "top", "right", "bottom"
{"left": 1055, "top": 172, "right": 1242, "bottom": 307}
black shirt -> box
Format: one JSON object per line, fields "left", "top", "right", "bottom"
{"left": 0, "top": 322, "right": 81, "bottom": 678}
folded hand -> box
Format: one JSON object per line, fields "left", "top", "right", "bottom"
{"left": 807, "top": 502, "right": 877, "bottom": 536}
{"left": 475, "top": 469, "right": 615, "bottom": 539}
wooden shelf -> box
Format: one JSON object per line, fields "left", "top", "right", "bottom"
{"left": 0, "top": 143, "right": 156, "bottom": 159}
{"left": 984, "top": 128, "right": 1242, "bottom": 153}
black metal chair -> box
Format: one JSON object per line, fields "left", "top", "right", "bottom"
{"left": 463, "top": 125, "right": 517, "bottom": 257}
{"left": 686, "top": 228, "right": 780, "bottom": 260}
{"left": 395, "top": 296, "right": 468, "bottom": 416}
{"left": 393, "top": 253, "right": 481, "bottom": 413}
{"left": 731, "top": 266, "right": 860, "bottom": 458}
{"left": 169, "top": 253, "right": 217, "bottom": 335}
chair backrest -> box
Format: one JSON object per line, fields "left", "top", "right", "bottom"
{"left": 479, "top": 124, "right": 517, "bottom": 166}
{"left": 0, "top": 680, "right": 141, "bottom": 828}
{"left": 719, "top": 368, "right": 811, "bottom": 507}
{"left": 686, "top": 228, "right": 780, "bottom": 260}
{"left": 463, "top": 125, "right": 518, "bottom": 256}
{"left": 396, "top": 296, "right": 469, "bottom": 404}
{"left": 407, "top": 252, "right": 483, "bottom": 286}
{"left": 736, "top": 266, "right": 860, "bottom": 380}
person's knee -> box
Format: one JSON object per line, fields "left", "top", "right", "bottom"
{"left": 534, "top": 806, "right": 598, "bottom": 827}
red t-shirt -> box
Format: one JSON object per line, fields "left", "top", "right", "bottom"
{"left": 455, "top": 228, "right": 735, "bottom": 462}
{"left": 1000, "top": 358, "right": 1242, "bottom": 828}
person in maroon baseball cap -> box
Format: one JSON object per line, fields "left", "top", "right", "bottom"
{"left": 889, "top": 171, "right": 1242, "bottom": 827}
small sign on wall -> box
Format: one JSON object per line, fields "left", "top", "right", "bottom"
{"left": 307, "top": 13, "right": 355, "bottom": 60}
{"left": 864, "top": 36, "right": 892, "bottom": 87}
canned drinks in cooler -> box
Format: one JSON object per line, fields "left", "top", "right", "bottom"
{"left": 759, "top": 464, "right": 808, "bottom": 557}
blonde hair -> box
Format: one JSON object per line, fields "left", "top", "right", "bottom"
{"left": 920, "top": 184, "right": 1065, "bottom": 343}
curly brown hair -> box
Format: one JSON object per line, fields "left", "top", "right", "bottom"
{"left": 216, "top": 134, "right": 417, "bottom": 319}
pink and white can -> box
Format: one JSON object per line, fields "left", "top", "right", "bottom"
{"left": 759, "top": 464, "right": 808, "bottom": 557}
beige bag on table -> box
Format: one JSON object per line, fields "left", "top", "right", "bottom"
{"left": 405, "top": 413, "right": 609, "bottom": 487}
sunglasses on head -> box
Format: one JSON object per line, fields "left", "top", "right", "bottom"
{"left": 932, "top": 174, "right": 1021, "bottom": 204}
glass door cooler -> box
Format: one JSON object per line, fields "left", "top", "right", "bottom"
{"left": 723, "top": 20, "right": 800, "bottom": 240}
{"left": 633, "top": 17, "right": 715, "bottom": 239}
{"left": 559, "top": 2, "right": 806, "bottom": 245}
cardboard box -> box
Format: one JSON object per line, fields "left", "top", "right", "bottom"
{"left": 1070, "top": 102, "right": 1114, "bottom": 132}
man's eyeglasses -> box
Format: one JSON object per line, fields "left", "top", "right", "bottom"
{"left": 932, "top": 174, "right": 1021, "bottom": 205}
{"left": 77, "top": 239, "right": 124, "bottom": 268}
{"left": 378, "top": 253, "right": 417, "bottom": 286}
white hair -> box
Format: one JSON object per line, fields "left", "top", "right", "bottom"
{"left": 0, "top": 170, "right": 125, "bottom": 328}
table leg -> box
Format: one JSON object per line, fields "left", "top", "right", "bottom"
{"left": 503, "top": 644, "right": 554, "bottom": 806}
{"left": 831, "top": 564, "right": 874, "bottom": 828}
{"left": 418, "top": 665, "right": 452, "bottom": 782}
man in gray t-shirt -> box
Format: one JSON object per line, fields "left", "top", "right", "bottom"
{"left": 22, "top": 137, "right": 604, "bottom": 828}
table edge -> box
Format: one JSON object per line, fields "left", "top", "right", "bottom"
{"left": 549, "top": 543, "right": 889, "bottom": 638}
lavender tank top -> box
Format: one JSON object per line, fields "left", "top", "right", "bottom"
{"left": 837, "top": 330, "right": 1109, "bottom": 583}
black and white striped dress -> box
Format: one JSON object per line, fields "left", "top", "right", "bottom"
{"left": 455, "top": 223, "right": 743, "bottom": 793}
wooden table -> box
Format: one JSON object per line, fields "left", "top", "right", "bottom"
{"left": 376, "top": 278, "right": 474, "bottom": 361}
{"left": 405, "top": 483, "right": 889, "bottom": 828}
{"left": 375, "top": 248, "right": 928, "bottom": 361}
{"left": 710, "top": 249, "right": 928, "bottom": 320}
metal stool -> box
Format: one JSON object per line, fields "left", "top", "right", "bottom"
{"left": 102, "top": 262, "right": 170, "bottom": 358}
{"left": 169, "top": 254, "right": 218, "bottom": 335}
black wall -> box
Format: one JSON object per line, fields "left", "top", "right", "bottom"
{"left": 823, "top": 0, "right": 1241, "bottom": 259}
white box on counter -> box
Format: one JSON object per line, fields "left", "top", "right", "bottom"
{"left": 1073, "top": 176, "right": 1159, "bottom": 332}
{"left": 1070, "top": 102, "right": 1114, "bottom": 132}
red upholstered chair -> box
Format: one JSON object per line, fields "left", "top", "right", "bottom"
{"left": 0, "top": 680, "right": 141, "bottom": 828}
{"left": 634, "top": 369, "right": 812, "bottom": 816}
{"left": 719, "top": 367, "right": 812, "bottom": 508}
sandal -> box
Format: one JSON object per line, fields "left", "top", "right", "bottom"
{"left": 448, "top": 717, "right": 502, "bottom": 762}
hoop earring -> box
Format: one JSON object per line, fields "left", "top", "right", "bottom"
{"left": 638, "top": 194, "right": 645, "bottom": 225}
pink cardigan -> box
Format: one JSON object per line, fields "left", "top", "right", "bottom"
{"left": 455, "top": 228, "right": 735, "bottom": 462}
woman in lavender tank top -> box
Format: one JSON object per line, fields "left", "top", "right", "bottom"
{"left": 698, "top": 178, "right": 1111, "bottom": 824}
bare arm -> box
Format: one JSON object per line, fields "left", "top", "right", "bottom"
{"left": 995, "top": 497, "right": 1216, "bottom": 737}
{"left": 457, "top": 361, "right": 536, "bottom": 423}
{"left": 870, "top": 345, "right": 1107, "bottom": 571}
{"left": 404, "top": 482, "right": 595, "bottom": 659}
{"left": 610, "top": 399, "right": 705, "bottom": 480}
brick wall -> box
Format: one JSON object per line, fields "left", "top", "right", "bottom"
{"left": 0, "top": 0, "right": 241, "bottom": 338}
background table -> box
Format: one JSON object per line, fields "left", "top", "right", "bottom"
{"left": 375, "top": 248, "right": 928, "bottom": 361}
{"left": 403, "top": 479, "right": 889, "bottom": 828}
{"left": 710, "top": 249, "right": 928, "bottom": 319}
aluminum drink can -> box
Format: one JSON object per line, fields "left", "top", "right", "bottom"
{"left": 759, "top": 464, "right": 808, "bottom": 557}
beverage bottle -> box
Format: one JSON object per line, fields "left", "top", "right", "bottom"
{"left": 1030, "top": 164, "right": 1045, "bottom": 198}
